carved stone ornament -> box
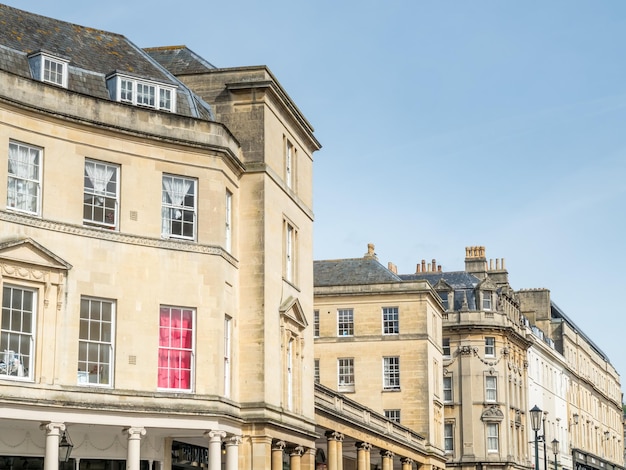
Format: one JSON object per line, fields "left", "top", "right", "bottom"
{"left": 481, "top": 405, "right": 504, "bottom": 422}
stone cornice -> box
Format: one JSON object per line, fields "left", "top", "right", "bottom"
{"left": 1, "top": 211, "right": 238, "bottom": 267}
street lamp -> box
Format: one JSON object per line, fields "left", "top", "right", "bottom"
{"left": 530, "top": 405, "right": 543, "bottom": 470}
{"left": 551, "top": 439, "right": 559, "bottom": 470}
{"left": 59, "top": 429, "right": 73, "bottom": 463}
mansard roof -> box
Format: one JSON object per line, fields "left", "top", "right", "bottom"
{"left": 0, "top": 4, "right": 213, "bottom": 120}
{"left": 145, "top": 46, "right": 216, "bottom": 75}
{"left": 399, "top": 271, "right": 480, "bottom": 289}
{"left": 314, "top": 258, "right": 403, "bottom": 287}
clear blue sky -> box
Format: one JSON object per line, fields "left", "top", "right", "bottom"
{"left": 4, "top": 1, "right": 626, "bottom": 388}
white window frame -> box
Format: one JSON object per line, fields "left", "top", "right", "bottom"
{"left": 285, "top": 223, "right": 295, "bottom": 282}
{"left": 83, "top": 159, "right": 119, "bottom": 229}
{"left": 487, "top": 423, "right": 499, "bottom": 452}
{"left": 483, "top": 290, "right": 493, "bottom": 310}
{"left": 384, "top": 409, "right": 401, "bottom": 423}
{"left": 161, "top": 174, "right": 197, "bottom": 240}
{"left": 383, "top": 356, "right": 400, "bottom": 391}
{"left": 110, "top": 74, "right": 176, "bottom": 112}
{"left": 382, "top": 306, "right": 399, "bottom": 335}
{"left": 287, "top": 339, "right": 294, "bottom": 410}
{"left": 0, "top": 284, "right": 36, "bottom": 381}
{"left": 158, "top": 306, "right": 195, "bottom": 392}
{"left": 225, "top": 190, "right": 232, "bottom": 252}
{"left": 442, "top": 337, "right": 451, "bottom": 358}
{"left": 28, "top": 52, "right": 69, "bottom": 88}
{"left": 444, "top": 422, "right": 454, "bottom": 452}
{"left": 485, "top": 337, "right": 496, "bottom": 357}
{"left": 285, "top": 139, "right": 294, "bottom": 189}
{"left": 78, "top": 297, "right": 115, "bottom": 387}
{"left": 443, "top": 376, "right": 453, "bottom": 402}
{"left": 7, "top": 141, "right": 42, "bottom": 215}
{"left": 486, "top": 375, "right": 497, "bottom": 402}
{"left": 337, "top": 357, "right": 354, "bottom": 392}
{"left": 337, "top": 308, "right": 354, "bottom": 336}
{"left": 313, "top": 310, "right": 320, "bottom": 337}
{"left": 224, "top": 316, "right": 231, "bottom": 398}
{"left": 314, "top": 358, "right": 320, "bottom": 384}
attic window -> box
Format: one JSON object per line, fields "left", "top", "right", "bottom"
{"left": 107, "top": 74, "right": 176, "bottom": 112}
{"left": 28, "top": 52, "right": 69, "bottom": 88}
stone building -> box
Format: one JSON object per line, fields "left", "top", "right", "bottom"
{"left": 518, "top": 289, "right": 623, "bottom": 470}
{"left": 314, "top": 245, "right": 624, "bottom": 470}
{"left": 400, "top": 247, "right": 532, "bottom": 470}
{"left": 313, "top": 244, "right": 447, "bottom": 470}
{"left": 0, "top": 3, "right": 322, "bottom": 469}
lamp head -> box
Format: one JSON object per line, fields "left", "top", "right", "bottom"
{"left": 59, "top": 430, "right": 73, "bottom": 463}
{"left": 551, "top": 438, "right": 560, "bottom": 455}
{"left": 530, "top": 405, "right": 543, "bottom": 432}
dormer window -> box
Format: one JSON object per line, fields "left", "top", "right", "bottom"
{"left": 107, "top": 73, "right": 176, "bottom": 112}
{"left": 28, "top": 52, "right": 69, "bottom": 88}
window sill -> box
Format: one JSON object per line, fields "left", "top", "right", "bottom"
{"left": 382, "top": 388, "right": 401, "bottom": 393}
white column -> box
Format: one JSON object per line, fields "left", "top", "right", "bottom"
{"left": 225, "top": 435, "right": 242, "bottom": 470}
{"left": 41, "top": 422, "right": 65, "bottom": 470}
{"left": 124, "top": 427, "right": 146, "bottom": 470}
{"left": 271, "top": 440, "right": 286, "bottom": 470}
{"left": 206, "top": 430, "right": 226, "bottom": 470}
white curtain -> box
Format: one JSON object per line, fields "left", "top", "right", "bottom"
{"left": 8, "top": 144, "right": 39, "bottom": 212}
{"left": 85, "top": 162, "right": 115, "bottom": 205}
{"left": 162, "top": 177, "right": 192, "bottom": 236}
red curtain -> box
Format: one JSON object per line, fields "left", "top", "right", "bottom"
{"left": 158, "top": 307, "right": 193, "bottom": 389}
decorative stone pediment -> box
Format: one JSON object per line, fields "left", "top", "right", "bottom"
{"left": 481, "top": 405, "right": 504, "bottom": 422}
{"left": 433, "top": 279, "right": 452, "bottom": 291}
{"left": 279, "top": 296, "right": 308, "bottom": 331}
{"left": 0, "top": 238, "right": 72, "bottom": 272}
{"left": 477, "top": 277, "right": 497, "bottom": 291}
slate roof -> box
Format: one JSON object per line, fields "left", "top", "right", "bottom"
{"left": 314, "top": 258, "right": 403, "bottom": 287}
{"left": 400, "top": 271, "right": 481, "bottom": 311}
{"left": 0, "top": 4, "right": 213, "bottom": 120}
{"left": 145, "top": 46, "right": 216, "bottom": 75}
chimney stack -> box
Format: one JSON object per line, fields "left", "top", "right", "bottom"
{"left": 364, "top": 243, "right": 378, "bottom": 260}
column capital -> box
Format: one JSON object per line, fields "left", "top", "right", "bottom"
{"left": 124, "top": 427, "right": 147, "bottom": 439}
{"left": 205, "top": 430, "right": 227, "bottom": 442}
{"left": 400, "top": 457, "right": 414, "bottom": 464}
{"left": 356, "top": 442, "right": 372, "bottom": 451}
{"left": 40, "top": 422, "right": 66, "bottom": 435}
{"left": 325, "top": 431, "right": 344, "bottom": 442}
{"left": 380, "top": 449, "right": 394, "bottom": 459}
{"left": 272, "top": 440, "right": 287, "bottom": 451}
{"left": 289, "top": 446, "right": 305, "bottom": 457}
{"left": 225, "top": 435, "right": 243, "bottom": 446}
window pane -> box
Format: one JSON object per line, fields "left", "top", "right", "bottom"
{"left": 78, "top": 298, "right": 114, "bottom": 386}
{"left": 7, "top": 142, "right": 41, "bottom": 214}
{"left": 162, "top": 175, "right": 196, "bottom": 240}
{"left": 1, "top": 285, "right": 35, "bottom": 379}
{"left": 84, "top": 160, "right": 119, "bottom": 229}
{"left": 158, "top": 306, "right": 194, "bottom": 390}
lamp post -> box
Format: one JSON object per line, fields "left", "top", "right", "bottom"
{"left": 530, "top": 405, "right": 543, "bottom": 470}
{"left": 551, "top": 439, "right": 559, "bottom": 470}
{"left": 543, "top": 412, "right": 548, "bottom": 470}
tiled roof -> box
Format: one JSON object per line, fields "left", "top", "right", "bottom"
{"left": 145, "top": 46, "right": 216, "bottom": 75}
{"left": 0, "top": 4, "right": 214, "bottom": 120}
{"left": 314, "top": 258, "right": 403, "bottom": 287}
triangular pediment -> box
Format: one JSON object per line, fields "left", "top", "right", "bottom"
{"left": 279, "top": 296, "right": 308, "bottom": 330}
{"left": 434, "top": 279, "right": 452, "bottom": 291}
{"left": 477, "top": 277, "right": 497, "bottom": 290}
{"left": 0, "top": 238, "right": 72, "bottom": 271}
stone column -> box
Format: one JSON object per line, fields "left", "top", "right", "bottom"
{"left": 271, "top": 440, "right": 286, "bottom": 470}
{"left": 301, "top": 447, "right": 316, "bottom": 470}
{"left": 206, "top": 431, "right": 226, "bottom": 470}
{"left": 41, "top": 422, "right": 64, "bottom": 470}
{"left": 225, "top": 435, "right": 242, "bottom": 470}
{"left": 355, "top": 442, "right": 371, "bottom": 470}
{"left": 380, "top": 450, "right": 394, "bottom": 470}
{"left": 124, "top": 427, "right": 146, "bottom": 470}
{"left": 325, "top": 431, "right": 343, "bottom": 470}
{"left": 289, "top": 446, "right": 304, "bottom": 470}
{"left": 400, "top": 457, "right": 414, "bottom": 470}
{"left": 336, "top": 435, "right": 344, "bottom": 470}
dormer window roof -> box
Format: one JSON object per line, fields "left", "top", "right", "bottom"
{"left": 27, "top": 51, "right": 70, "bottom": 88}
{"left": 106, "top": 72, "right": 177, "bottom": 112}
